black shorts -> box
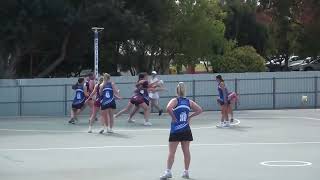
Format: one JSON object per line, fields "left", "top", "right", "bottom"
{"left": 169, "top": 129, "right": 193, "bottom": 142}
{"left": 217, "top": 99, "right": 231, "bottom": 106}
{"left": 72, "top": 102, "right": 85, "bottom": 110}
{"left": 101, "top": 101, "right": 116, "bottom": 110}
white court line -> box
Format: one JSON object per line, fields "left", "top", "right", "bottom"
{"left": 0, "top": 141, "right": 320, "bottom": 151}
{"left": 302, "top": 117, "right": 320, "bottom": 121}
{"left": 0, "top": 126, "right": 215, "bottom": 133}
{"left": 0, "top": 119, "right": 240, "bottom": 133}
{"left": 260, "top": 161, "right": 312, "bottom": 167}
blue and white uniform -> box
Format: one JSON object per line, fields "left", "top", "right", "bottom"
{"left": 101, "top": 82, "right": 116, "bottom": 110}
{"left": 217, "top": 82, "right": 230, "bottom": 105}
{"left": 72, "top": 84, "right": 86, "bottom": 109}
{"left": 169, "top": 97, "right": 193, "bottom": 142}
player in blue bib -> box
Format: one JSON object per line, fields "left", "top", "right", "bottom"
{"left": 69, "top": 77, "right": 89, "bottom": 124}
{"left": 99, "top": 73, "right": 121, "bottom": 133}
{"left": 216, "top": 75, "right": 231, "bottom": 128}
{"left": 160, "top": 82, "right": 202, "bottom": 180}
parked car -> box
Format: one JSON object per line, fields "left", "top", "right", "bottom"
{"left": 288, "top": 57, "right": 311, "bottom": 71}
{"left": 299, "top": 56, "right": 320, "bottom": 71}
{"left": 266, "top": 55, "right": 303, "bottom": 71}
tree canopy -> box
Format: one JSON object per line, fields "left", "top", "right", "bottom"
{"left": 0, "top": 0, "right": 319, "bottom": 78}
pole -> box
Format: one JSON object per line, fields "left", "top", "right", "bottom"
{"left": 91, "top": 27, "right": 104, "bottom": 81}
{"left": 273, "top": 77, "right": 276, "bottom": 109}
{"left": 315, "top": 76, "right": 318, "bottom": 109}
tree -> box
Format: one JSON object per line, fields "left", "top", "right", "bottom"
{"left": 170, "top": 0, "right": 226, "bottom": 73}
{"left": 223, "top": 0, "right": 270, "bottom": 56}
{"left": 213, "top": 45, "right": 266, "bottom": 73}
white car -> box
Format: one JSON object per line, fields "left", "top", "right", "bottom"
{"left": 299, "top": 57, "right": 320, "bottom": 71}
{"left": 289, "top": 57, "right": 311, "bottom": 71}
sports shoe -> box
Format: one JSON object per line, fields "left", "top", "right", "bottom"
{"left": 128, "top": 119, "right": 135, "bottom": 123}
{"left": 99, "top": 129, "right": 105, "bottom": 134}
{"left": 224, "top": 121, "right": 231, "bottom": 128}
{"left": 181, "top": 171, "right": 190, "bottom": 179}
{"left": 216, "top": 122, "right": 224, "bottom": 128}
{"left": 160, "top": 170, "right": 172, "bottom": 179}
{"left": 107, "top": 128, "right": 114, "bottom": 133}
{"left": 68, "top": 118, "right": 75, "bottom": 124}
{"left": 144, "top": 121, "right": 152, "bottom": 126}
{"left": 88, "top": 127, "right": 92, "bottom": 133}
{"left": 159, "top": 109, "right": 163, "bottom": 116}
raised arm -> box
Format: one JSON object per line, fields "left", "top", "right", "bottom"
{"left": 86, "top": 84, "right": 98, "bottom": 102}
{"left": 166, "top": 98, "right": 178, "bottom": 122}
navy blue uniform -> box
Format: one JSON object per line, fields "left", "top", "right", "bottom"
{"left": 217, "top": 82, "right": 230, "bottom": 105}
{"left": 101, "top": 82, "right": 116, "bottom": 110}
{"left": 72, "top": 84, "right": 86, "bottom": 109}
{"left": 169, "top": 97, "right": 193, "bottom": 142}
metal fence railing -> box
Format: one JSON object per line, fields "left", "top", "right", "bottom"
{"left": 0, "top": 76, "right": 319, "bottom": 116}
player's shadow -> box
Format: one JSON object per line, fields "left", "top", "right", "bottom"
{"left": 228, "top": 125, "right": 252, "bottom": 132}
{"left": 216, "top": 125, "right": 252, "bottom": 132}
{"left": 100, "top": 132, "right": 131, "bottom": 139}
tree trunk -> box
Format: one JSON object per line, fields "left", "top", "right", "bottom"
{"left": 37, "top": 33, "right": 70, "bottom": 78}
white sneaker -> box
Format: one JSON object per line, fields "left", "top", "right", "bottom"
{"left": 144, "top": 121, "right": 152, "bottom": 126}
{"left": 107, "top": 128, "right": 114, "bottom": 133}
{"left": 128, "top": 119, "right": 135, "bottom": 123}
{"left": 181, "top": 171, "right": 190, "bottom": 179}
{"left": 216, "top": 122, "right": 224, "bottom": 128}
{"left": 160, "top": 170, "right": 172, "bottom": 179}
{"left": 88, "top": 127, "right": 92, "bottom": 133}
{"left": 223, "top": 122, "right": 231, "bottom": 128}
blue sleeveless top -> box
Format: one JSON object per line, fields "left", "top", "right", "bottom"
{"left": 101, "top": 82, "right": 114, "bottom": 105}
{"left": 170, "top": 97, "right": 191, "bottom": 134}
{"left": 218, "top": 82, "right": 228, "bottom": 102}
{"left": 72, "top": 84, "right": 85, "bottom": 105}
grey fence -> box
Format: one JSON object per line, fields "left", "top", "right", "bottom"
{"left": 0, "top": 76, "right": 319, "bottom": 116}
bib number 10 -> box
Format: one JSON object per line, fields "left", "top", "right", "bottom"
{"left": 179, "top": 112, "right": 187, "bottom": 122}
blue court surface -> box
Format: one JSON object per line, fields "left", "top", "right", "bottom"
{"left": 0, "top": 109, "right": 319, "bottom": 180}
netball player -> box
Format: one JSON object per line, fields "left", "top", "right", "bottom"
{"left": 69, "top": 78, "right": 89, "bottom": 124}
{"left": 99, "top": 73, "right": 121, "bottom": 133}
{"left": 115, "top": 73, "right": 157, "bottom": 126}
{"left": 86, "top": 77, "right": 104, "bottom": 133}
{"left": 149, "top": 71, "right": 164, "bottom": 115}
{"left": 85, "top": 72, "right": 96, "bottom": 120}
{"left": 216, "top": 75, "right": 231, "bottom": 128}
{"left": 126, "top": 73, "right": 160, "bottom": 126}
{"left": 160, "top": 82, "right": 202, "bottom": 179}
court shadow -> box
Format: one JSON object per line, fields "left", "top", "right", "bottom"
{"left": 100, "top": 132, "right": 131, "bottom": 139}
{"left": 228, "top": 125, "right": 252, "bottom": 132}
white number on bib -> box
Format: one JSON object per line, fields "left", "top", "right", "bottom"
{"left": 105, "top": 91, "right": 110, "bottom": 98}
{"left": 76, "top": 92, "right": 81, "bottom": 100}
{"left": 179, "top": 112, "right": 187, "bottom": 122}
